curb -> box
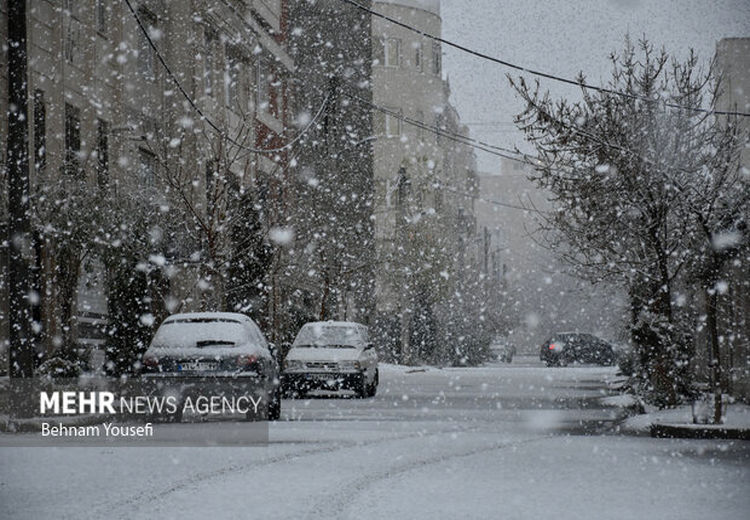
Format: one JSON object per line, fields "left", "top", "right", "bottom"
{"left": 650, "top": 423, "right": 750, "bottom": 441}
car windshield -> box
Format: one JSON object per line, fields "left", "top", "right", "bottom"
{"left": 293, "top": 324, "right": 361, "bottom": 348}
{"left": 150, "top": 319, "right": 246, "bottom": 349}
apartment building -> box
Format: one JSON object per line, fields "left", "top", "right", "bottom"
{"left": 370, "top": 0, "right": 479, "bottom": 356}
{"left": 0, "top": 0, "right": 293, "bottom": 366}
{"left": 693, "top": 37, "right": 750, "bottom": 401}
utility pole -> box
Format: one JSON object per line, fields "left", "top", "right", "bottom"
{"left": 396, "top": 167, "right": 411, "bottom": 364}
{"left": 483, "top": 226, "right": 490, "bottom": 275}
{"left": 6, "top": 0, "right": 35, "bottom": 380}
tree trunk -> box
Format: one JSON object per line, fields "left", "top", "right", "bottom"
{"left": 319, "top": 270, "right": 330, "bottom": 320}
{"left": 705, "top": 288, "right": 723, "bottom": 424}
{"left": 6, "top": 0, "right": 35, "bottom": 380}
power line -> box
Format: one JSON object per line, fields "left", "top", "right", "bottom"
{"left": 122, "top": 0, "right": 329, "bottom": 155}
{"left": 123, "top": 0, "right": 553, "bottom": 215}
{"left": 340, "top": 0, "right": 750, "bottom": 118}
{"left": 342, "top": 88, "right": 532, "bottom": 163}
{"left": 440, "top": 184, "right": 533, "bottom": 212}
{"left": 339, "top": 91, "right": 540, "bottom": 212}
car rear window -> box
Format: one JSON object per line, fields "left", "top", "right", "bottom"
{"left": 151, "top": 319, "right": 246, "bottom": 349}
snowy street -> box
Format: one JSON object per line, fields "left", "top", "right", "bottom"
{"left": 2, "top": 357, "right": 748, "bottom": 520}
{"left": 1, "top": 0, "right": 749, "bottom": 518}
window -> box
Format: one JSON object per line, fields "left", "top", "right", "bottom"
{"left": 33, "top": 90, "right": 46, "bottom": 175}
{"left": 373, "top": 37, "right": 385, "bottom": 65}
{"left": 269, "top": 69, "right": 282, "bottom": 118}
{"left": 397, "top": 169, "right": 410, "bottom": 208}
{"left": 203, "top": 29, "right": 215, "bottom": 95}
{"left": 256, "top": 58, "right": 279, "bottom": 117}
{"left": 64, "top": 103, "right": 81, "bottom": 177}
{"left": 138, "top": 148, "right": 156, "bottom": 186}
{"left": 225, "top": 46, "right": 241, "bottom": 108}
{"left": 256, "top": 60, "right": 268, "bottom": 112}
{"left": 96, "top": 0, "right": 107, "bottom": 35}
{"left": 434, "top": 114, "right": 444, "bottom": 144}
{"left": 415, "top": 109, "right": 424, "bottom": 139}
{"left": 64, "top": 4, "right": 81, "bottom": 64}
{"left": 432, "top": 41, "right": 441, "bottom": 75}
{"left": 414, "top": 185, "right": 423, "bottom": 211}
{"left": 96, "top": 119, "right": 109, "bottom": 188}
{"left": 385, "top": 38, "right": 401, "bottom": 68}
{"left": 246, "top": 63, "right": 256, "bottom": 111}
{"left": 385, "top": 108, "right": 402, "bottom": 137}
{"left": 414, "top": 42, "right": 423, "bottom": 72}
{"left": 64, "top": 0, "right": 81, "bottom": 19}
{"left": 137, "top": 9, "right": 156, "bottom": 79}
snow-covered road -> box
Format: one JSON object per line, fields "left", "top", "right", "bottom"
{"left": 2, "top": 357, "right": 749, "bottom": 519}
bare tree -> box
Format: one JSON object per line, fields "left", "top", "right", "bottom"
{"left": 511, "top": 38, "right": 748, "bottom": 409}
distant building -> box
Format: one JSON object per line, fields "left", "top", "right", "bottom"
{"left": 370, "top": 0, "right": 479, "bottom": 353}
{"left": 694, "top": 37, "right": 750, "bottom": 401}
{"left": 475, "top": 159, "right": 627, "bottom": 352}
{"left": 286, "top": 0, "right": 375, "bottom": 326}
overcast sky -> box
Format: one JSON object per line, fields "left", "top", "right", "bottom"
{"left": 440, "top": 0, "right": 750, "bottom": 173}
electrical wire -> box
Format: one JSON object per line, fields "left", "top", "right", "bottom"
{"left": 122, "top": 0, "right": 329, "bottom": 154}
{"left": 340, "top": 0, "right": 750, "bottom": 118}
{"left": 342, "top": 89, "right": 532, "bottom": 163}
{"left": 439, "top": 184, "right": 533, "bottom": 212}
{"left": 123, "top": 0, "right": 553, "bottom": 214}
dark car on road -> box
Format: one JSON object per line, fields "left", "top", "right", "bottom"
{"left": 540, "top": 332, "right": 615, "bottom": 367}
{"left": 141, "top": 312, "right": 281, "bottom": 421}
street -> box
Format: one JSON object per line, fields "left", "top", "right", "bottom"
{"left": 2, "top": 357, "right": 748, "bottom": 519}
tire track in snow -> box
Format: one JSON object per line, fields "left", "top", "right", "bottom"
{"left": 90, "top": 423, "right": 481, "bottom": 520}
{"left": 302, "top": 435, "right": 553, "bottom": 520}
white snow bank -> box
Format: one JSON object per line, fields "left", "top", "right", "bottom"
{"left": 621, "top": 402, "right": 750, "bottom": 433}
{"left": 600, "top": 394, "right": 641, "bottom": 408}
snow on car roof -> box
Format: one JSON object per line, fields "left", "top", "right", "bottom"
{"left": 302, "top": 320, "right": 366, "bottom": 329}
{"left": 163, "top": 312, "right": 250, "bottom": 323}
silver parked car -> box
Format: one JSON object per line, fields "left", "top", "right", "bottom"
{"left": 282, "top": 321, "right": 379, "bottom": 398}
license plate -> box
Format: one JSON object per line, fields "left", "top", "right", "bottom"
{"left": 308, "top": 374, "right": 335, "bottom": 381}
{"left": 179, "top": 361, "right": 218, "bottom": 371}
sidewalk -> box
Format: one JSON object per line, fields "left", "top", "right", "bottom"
{"left": 601, "top": 395, "right": 750, "bottom": 440}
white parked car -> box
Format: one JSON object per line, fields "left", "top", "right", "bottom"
{"left": 141, "top": 312, "right": 281, "bottom": 421}
{"left": 282, "top": 321, "right": 378, "bottom": 398}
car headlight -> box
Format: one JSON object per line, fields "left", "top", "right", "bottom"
{"left": 285, "top": 360, "right": 304, "bottom": 370}
{"left": 338, "top": 360, "right": 361, "bottom": 370}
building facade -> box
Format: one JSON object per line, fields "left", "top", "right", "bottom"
{"left": 693, "top": 37, "right": 750, "bottom": 401}
{"left": 1, "top": 0, "right": 294, "bottom": 369}
{"left": 285, "top": 0, "right": 375, "bottom": 327}
{"left": 370, "top": 0, "right": 480, "bottom": 360}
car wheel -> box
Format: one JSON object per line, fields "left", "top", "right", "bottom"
{"left": 268, "top": 387, "right": 281, "bottom": 421}
{"left": 368, "top": 369, "right": 379, "bottom": 397}
{"left": 246, "top": 399, "right": 269, "bottom": 421}
{"left": 355, "top": 373, "right": 369, "bottom": 398}
{"left": 165, "top": 403, "right": 183, "bottom": 423}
